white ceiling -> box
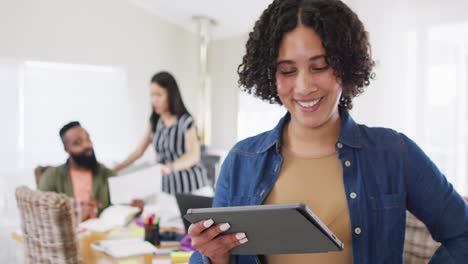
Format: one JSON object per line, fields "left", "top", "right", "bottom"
{"left": 127, "top": 0, "right": 273, "bottom": 40}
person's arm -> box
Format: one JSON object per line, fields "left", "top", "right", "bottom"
{"left": 166, "top": 127, "right": 201, "bottom": 172}
{"left": 113, "top": 125, "right": 152, "bottom": 172}
{"left": 402, "top": 134, "right": 468, "bottom": 263}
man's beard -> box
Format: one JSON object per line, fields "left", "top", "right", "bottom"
{"left": 70, "top": 149, "right": 98, "bottom": 170}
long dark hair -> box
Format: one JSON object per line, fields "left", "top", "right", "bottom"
{"left": 149, "top": 71, "right": 189, "bottom": 132}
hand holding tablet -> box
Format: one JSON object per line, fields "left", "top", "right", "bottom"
{"left": 187, "top": 217, "right": 248, "bottom": 264}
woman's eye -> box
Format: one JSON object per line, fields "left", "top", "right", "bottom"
{"left": 281, "top": 71, "right": 295, "bottom": 75}
{"left": 311, "top": 65, "right": 329, "bottom": 72}
{"left": 278, "top": 68, "right": 296, "bottom": 75}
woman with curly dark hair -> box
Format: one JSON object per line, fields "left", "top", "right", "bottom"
{"left": 189, "top": 1, "right": 468, "bottom": 263}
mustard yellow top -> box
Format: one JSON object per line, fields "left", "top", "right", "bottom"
{"left": 263, "top": 149, "right": 352, "bottom": 264}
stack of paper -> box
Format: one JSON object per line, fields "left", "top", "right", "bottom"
{"left": 109, "top": 164, "right": 161, "bottom": 204}
{"left": 91, "top": 238, "right": 156, "bottom": 258}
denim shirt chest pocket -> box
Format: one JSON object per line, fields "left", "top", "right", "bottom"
{"left": 370, "top": 193, "right": 406, "bottom": 210}
{"left": 369, "top": 193, "right": 407, "bottom": 262}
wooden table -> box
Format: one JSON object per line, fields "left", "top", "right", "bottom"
{"left": 12, "top": 227, "right": 188, "bottom": 264}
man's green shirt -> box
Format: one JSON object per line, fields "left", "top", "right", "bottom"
{"left": 38, "top": 161, "right": 116, "bottom": 215}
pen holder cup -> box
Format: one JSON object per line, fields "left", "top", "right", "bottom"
{"left": 144, "top": 223, "right": 160, "bottom": 246}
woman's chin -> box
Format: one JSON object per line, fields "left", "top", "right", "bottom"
{"left": 293, "top": 114, "right": 327, "bottom": 130}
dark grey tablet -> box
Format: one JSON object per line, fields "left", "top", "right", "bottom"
{"left": 184, "top": 203, "right": 344, "bottom": 255}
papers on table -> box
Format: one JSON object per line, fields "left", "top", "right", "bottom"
{"left": 152, "top": 260, "right": 171, "bottom": 264}
{"left": 79, "top": 205, "right": 140, "bottom": 232}
{"left": 109, "top": 164, "right": 161, "bottom": 204}
{"left": 108, "top": 226, "right": 144, "bottom": 239}
{"left": 91, "top": 238, "right": 156, "bottom": 258}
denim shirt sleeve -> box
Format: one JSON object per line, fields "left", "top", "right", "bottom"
{"left": 401, "top": 134, "right": 468, "bottom": 263}
{"left": 189, "top": 152, "right": 234, "bottom": 264}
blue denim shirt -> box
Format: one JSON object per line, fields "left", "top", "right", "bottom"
{"left": 190, "top": 111, "right": 468, "bottom": 264}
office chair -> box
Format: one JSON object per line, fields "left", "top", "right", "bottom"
{"left": 15, "top": 186, "right": 80, "bottom": 264}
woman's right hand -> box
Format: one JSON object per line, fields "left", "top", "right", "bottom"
{"left": 160, "top": 163, "right": 173, "bottom": 176}
{"left": 188, "top": 219, "right": 248, "bottom": 264}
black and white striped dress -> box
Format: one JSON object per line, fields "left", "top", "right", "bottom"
{"left": 153, "top": 113, "right": 209, "bottom": 194}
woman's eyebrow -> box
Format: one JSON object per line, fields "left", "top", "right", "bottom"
{"left": 309, "top": 54, "right": 326, "bottom": 61}
{"left": 277, "top": 54, "right": 326, "bottom": 65}
{"left": 276, "top": 60, "right": 295, "bottom": 65}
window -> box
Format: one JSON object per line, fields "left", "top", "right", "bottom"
{"left": 17, "top": 61, "right": 132, "bottom": 167}
{"left": 414, "top": 23, "right": 468, "bottom": 195}
{"left": 237, "top": 91, "right": 286, "bottom": 141}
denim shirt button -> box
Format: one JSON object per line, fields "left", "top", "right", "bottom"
{"left": 354, "top": 227, "right": 362, "bottom": 235}
{"left": 345, "top": 160, "right": 351, "bottom": 167}
{"left": 260, "top": 189, "right": 265, "bottom": 196}
{"left": 350, "top": 192, "right": 357, "bottom": 199}
{"left": 337, "top": 142, "right": 343, "bottom": 149}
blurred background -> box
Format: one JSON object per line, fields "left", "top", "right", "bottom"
{"left": 1, "top": 0, "right": 468, "bottom": 261}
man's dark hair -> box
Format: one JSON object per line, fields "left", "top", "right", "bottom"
{"left": 149, "top": 71, "right": 190, "bottom": 132}
{"left": 238, "top": 0, "right": 375, "bottom": 110}
{"left": 59, "top": 121, "right": 81, "bottom": 140}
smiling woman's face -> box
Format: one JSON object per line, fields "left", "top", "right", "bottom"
{"left": 275, "top": 24, "right": 342, "bottom": 130}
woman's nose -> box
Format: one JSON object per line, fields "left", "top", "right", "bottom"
{"left": 296, "top": 71, "right": 318, "bottom": 94}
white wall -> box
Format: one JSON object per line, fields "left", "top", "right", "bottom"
{"left": 210, "top": 35, "right": 248, "bottom": 150}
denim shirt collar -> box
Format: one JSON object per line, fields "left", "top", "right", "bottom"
{"left": 338, "top": 108, "right": 363, "bottom": 149}
{"left": 257, "top": 107, "right": 362, "bottom": 153}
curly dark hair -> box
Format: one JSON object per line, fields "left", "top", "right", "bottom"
{"left": 238, "top": 0, "right": 375, "bottom": 110}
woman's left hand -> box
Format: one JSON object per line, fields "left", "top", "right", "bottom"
{"left": 161, "top": 164, "right": 173, "bottom": 175}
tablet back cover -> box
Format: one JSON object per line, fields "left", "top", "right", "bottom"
{"left": 184, "top": 203, "right": 343, "bottom": 255}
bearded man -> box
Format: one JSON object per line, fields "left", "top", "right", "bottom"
{"left": 39, "top": 121, "right": 116, "bottom": 221}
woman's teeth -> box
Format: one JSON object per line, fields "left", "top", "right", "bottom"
{"left": 298, "top": 98, "right": 321, "bottom": 108}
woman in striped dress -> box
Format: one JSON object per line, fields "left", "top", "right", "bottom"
{"left": 114, "top": 71, "right": 209, "bottom": 194}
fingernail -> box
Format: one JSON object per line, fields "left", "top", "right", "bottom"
{"left": 203, "top": 219, "right": 214, "bottom": 228}
{"left": 220, "top": 223, "right": 231, "bottom": 231}
{"left": 236, "top": 232, "right": 246, "bottom": 240}
{"left": 239, "top": 238, "right": 248, "bottom": 244}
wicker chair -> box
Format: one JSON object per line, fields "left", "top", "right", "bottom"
{"left": 15, "top": 186, "right": 80, "bottom": 264}
{"left": 404, "top": 197, "right": 468, "bottom": 263}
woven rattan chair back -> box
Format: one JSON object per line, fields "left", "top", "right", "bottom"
{"left": 15, "top": 186, "right": 80, "bottom": 264}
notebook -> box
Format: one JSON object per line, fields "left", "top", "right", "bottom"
{"left": 79, "top": 205, "right": 140, "bottom": 232}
